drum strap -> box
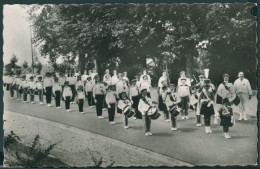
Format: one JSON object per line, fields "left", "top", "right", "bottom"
{"left": 222, "top": 82, "right": 230, "bottom": 91}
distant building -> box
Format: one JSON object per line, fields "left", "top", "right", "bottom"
{"left": 4, "top": 63, "right": 22, "bottom": 75}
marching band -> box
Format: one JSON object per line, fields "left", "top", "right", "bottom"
{"left": 4, "top": 68, "right": 253, "bottom": 138}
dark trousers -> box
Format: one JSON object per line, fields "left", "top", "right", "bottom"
{"left": 45, "top": 87, "right": 52, "bottom": 104}
{"left": 95, "top": 94, "right": 104, "bottom": 116}
{"left": 143, "top": 114, "right": 151, "bottom": 132}
{"left": 196, "top": 115, "right": 201, "bottom": 124}
{"left": 78, "top": 99, "right": 84, "bottom": 112}
{"left": 180, "top": 96, "right": 189, "bottom": 116}
{"left": 171, "top": 115, "right": 177, "bottom": 128}
{"left": 55, "top": 91, "right": 61, "bottom": 107}
{"left": 69, "top": 85, "right": 76, "bottom": 102}
{"left": 10, "top": 85, "right": 14, "bottom": 97}
{"left": 23, "top": 88, "right": 28, "bottom": 101}
{"left": 65, "top": 96, "right": 71, "bottom": 110}
{"left": 123, "top": 114, "right": 128, "bottom": 126}
{"left": 61, "top": 86, "right": 64, "bottom": 101}
{"left": 29, "top": 89, "right": 34, "bottom": 102}
{"left": 223, "top": 126, "right": 229, "bottom": 132}
{"left": 163, "top": 107, "right": 169, "bottom": 120}
{"left": 204, "top": 114, "right": 211, "bottom": 126}
{"left": 38, "top": 89, "right": 43, "bottom": 102}
{"left": 108, "top": 103, "right": 115, "bottom": 122}
{"left": 16, "top": 86, "right": 22, "bottom": 99}
{"left": 87, "top": 91, "right": 95, "bottom": 106}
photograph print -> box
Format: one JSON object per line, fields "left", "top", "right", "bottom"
{"left": 2, "top": 2, "right": 258, "bottom": 167}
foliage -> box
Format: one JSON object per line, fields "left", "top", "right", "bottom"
{"left": 9, "top": 54, "right": 18, "bottom": 68}
{"left": 22, "top": 61, "right": 29, "bottom": 69}
{"left": 26, "top": 3, "right": 257, "bottom": 87}
{"left": 4, "top": 132, "right": 58, "bottom": 168}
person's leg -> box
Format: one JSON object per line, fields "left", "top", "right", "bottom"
{"left": 123, "top": 114, "right": 128, "bottom": 127}
{"left": 237, "top": 93, "right": 244, "bottom": 119}
{"left": 65, "top": 97, "right": 70, "bottom": 109}
{"left": 184, "top": 96, "right": 189, "bottom": 116}
{"left": 242, "top": 93, "right": 249, "bottom": 120}
{"left": 57, "top": 91, "right": 61, "bottom": 107}
{"left": 87, "top": 92, "right": 91, "bottom": 106}
{"left": 147, "top": 116, "right": 151, "bottom": 132}
{"left": 71, "top": 85, "right": 76, "bottom": 102}
{"left": 143, "top": 115, "right": 149, "bottom": 133}
{"left": 10, "top": 85, "right": 14, "bottom": 98}
{"left": 111, "top": 103, "right": 115, "bottom": 121}
{"left": 171, "top": 115, "right": 176, "bottom": 128}
{"left": 61, "top": 86, "right": 64, "bottom": 101}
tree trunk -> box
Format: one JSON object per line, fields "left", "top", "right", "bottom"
{"left": 94, "top": 59, "right": 98, "bottom": 73}
{"left": 140, "top": 55, "right": 146, "bottom": 68}
{"left": 78, "top": 49, "right": 85, "bottom": 75}
{"left": 186, "top": 55, "right": 192, "bottom": 78}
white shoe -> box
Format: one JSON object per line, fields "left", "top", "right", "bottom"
{"left": 80, "top": 111, "right": 85, "bottom": 114}
{"left": 90, "top": 106, "right": 95, "bottom": 109}
{"left": 171, "top": 127, "right": 178, "bottom": 131}
{"left": 66, "top": 109, "right": 71, "bottom": 112}
{"left": 57, "top": 107, "right": 61, "bottom": 109}
{"left": 145, "top": 133, "right": 149, "bottom": 136}
{"left": 99, "top": 116, "right": 104, "bottom": 119}
{"left": 208, "top": 127, "right": 212, "bottom": 133}
{"left": 102, "top": 108, "right": 107, "bottom": 111}
{"left": 31, "top": 102, "right": 35, "bottom": 104}
{"left": 124, "top": 126, "right": 129, "bottom": 129}
{"left": 185, "top": 116, "right": 189, "bottom": 119}
{"left": 243, "top": 115, "right": 248, "bottom": 121}
{"left": 226, "top": 133, "right": 231, "bottom": 139}
{"left": 109, "top": 121, "right": 116, "bottom": 125}
{"left": 148, "top": 132, "right": 152, "bottom": 136}
{"left": 165, "top": 119, "right": 170, "bottom": 123}
{"left": 181, "top": 116, "right": 185, "bottom": 120}
{"left": 134, "top": 117, "right": 137, "bottom": 120}
{"left": 61, "top": 100, "right": 64, "bottom": 103}
{"left": 17, "top": 99, "right": 20, "bottom": 101}
{"left": 205, "top": 127, "right": 209, "bottom": 134}
{"left": 238, "top": 116, "right": 243, "bottom": 121}
{"left": 196, "top": 123, "right": 202, "bottom": 127}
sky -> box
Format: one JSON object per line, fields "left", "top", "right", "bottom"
{"left": 3, "top": 5, "right": 48, "bottom": 66}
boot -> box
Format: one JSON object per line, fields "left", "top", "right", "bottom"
{"left": 208, "top": 126, "right": 212, "bottom": 133}
{"left": 238, "top": 112, "right": 243, "bottom": 121}
{"left": 243, "top": 112, "right": 248, "bottom": 121}
{"left": 205, "top": 127, "right": 209, "bottom": 134}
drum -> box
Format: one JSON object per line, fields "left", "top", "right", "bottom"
{"left": 169, "top": 106, "right": 181, "bottom": 117}
{"left": 123, "top": 106, "right": 135, "bottom": 118}
{"left": 147, "top": 106, "right": 161, "bottom": 120}
{"left": 229, "top": 94, "right": 240, "bottom": 106}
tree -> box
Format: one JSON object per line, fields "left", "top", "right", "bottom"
{"left": 22, "top": 61, "right": 28, "bottom": 69}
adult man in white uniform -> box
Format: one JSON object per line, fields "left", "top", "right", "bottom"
{"left": 234, "top": 72, "right": 252, "bottom": 120}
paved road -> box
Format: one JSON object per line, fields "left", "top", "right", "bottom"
{"left": 3, "top": 92, "right": 258, "bottom": 166}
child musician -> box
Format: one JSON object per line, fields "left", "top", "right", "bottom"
{"left": 53, "top": 77, "right": 62, "bottom": 109}
{"left": 190, "top": 86, "right": 201, "bottom": 127}
{"left": 21, "top": 75, "right": 29, "bottom": 103}
{"left": 160, "top": 85, "right": 170, "bottom": 123}
{"left": 165, "top": 84, "right": 181, "bottom": 131}
{"left": 105, "top": 84, "right": 117, "bottom": 124}
{"left": 44, "top": 72, "right": 53, "bottom": 107}
{"left": 85, "top": 76, "right": 95, "bottom": 108}
{"left": 77, "top": 85, "right": 85, "bottom": 114}
{"left": 177, "top": 77, "right": 190, "bottom": 120}
{"left": 28, "top": 76, "right": 36, "bottom": 104}
{"left": 138, "top": 88, "right": 154, "bottom": 136}
{"left": 199, "top": 80, "right": 215, "bottom": 134}
{"left": 129, "top": 79, "right": 141, "bottom": 120}
{"left": 63, "top": 81, "right": 72, "bottom": 112}
{"left": 219, "top": 98, "right": 234, "bottom": 139}
{"left": 93, "top": 76, "right": 106, "bottom": 119}
{"left": 118, "top": 90, "right": 133, "bottom": 129}
{"left": 35, "top": 76, "right": 44, "bottom": 105}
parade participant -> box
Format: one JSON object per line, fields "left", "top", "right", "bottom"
{"left": 118, "top": 90, "right": 133, "bottom": 129}
{"left": 234, "top": 72, "right": 252, "bottom": 121}
{"left": 138, "top": 88, "right": 154, "bottom": 136}
{"left": 58, "top": 72, "right": 66, "bottom": 102}
{"left": 85, "top": 76, "right": 95, "bottom": 108}
{"left": 81, "top": 70, "right": 88, "bottom": 85}
{"left": 190, "top": 86, "right": 201, "bottom": 126}
{"left": 199, "top": 79, "right": 215, "bottom": 134}
{"left": 139, "top": 74, "right": 152, "bottom": 98}
{"left": 116, "top": 73, "right": 129, "bottom": 98}
{"left": 53, "top": 77, "right": 62, "bottom": 109}
{"left": 111, "top": 70, "right": 119, "bottom": 89}
{"left": 7, "top": 73, "right": 15, "bottom": 99}
{"left": 218, "top": 98, "right": 234, "bottom": 139}
{"left": 165, "top": 84, "right": 181, "bottom": 131}
{"left": 105, "top": 84, "right": 117, "bottom": 124}
{"left": 177, "top": 71, "right": 192, "bottom": 87}
{"left": 13, "top": 74, "right": 22, "bottom": 100}
{"left": 88, "top": 70, "right": 93, "bottom": 80}
{"left": 76, "top": 85, "right": 85, "bottom": 114}
{"left": 177, "top": 77, "right": 190, "bottom": 120}
{"left": 160, "top": 85, "right": 170, "bottom": 123}
{"left": 135, "top": 75, "right": 141, "bottom": 90}
{"left": 196, "top": 74, "right": 205, "bottom": 92}
{"left": 28, "top": 76, "right": 36, "bottom": 104}
{"left": 44, "top": 72, "right": 53, "bottom": 107}
{"left": 76, "top": 75, "right": 84, "bottom": 90}
{"left": 91, "top": 69, "right": 98, "bottom": 83}
{"left": 216, "top": 74, "right": 235, "bottom": 104}
{"left": 63, "top": 81, "right": 72, "bottom": 112}
{"left": 157, "top": 71, "right": 168, "bottom": 94}
{"left": 35, "top": 76, "right": 44, "bottom": 105}
{"left": 67, "top": 72, "right": 77, "bottom": 104}
{"left": 93, "top": 76, "right": 106, "bottom": 119}
{"left": 129, "top": 79, "right": 141, "bottom": 120}
{"left": 140, "top": 69, "right": 151, "bottom": 85}
{"left": 25, "top": 68, "right": 33, "bottom": 81}
{"left": 20, "top": 75, "right": 29, "bottom": 103}
{"left": 103, "top": 69, "right": 112, "bottom": 85}
{"left": 122, "top": 72, "right": 130, "bottom": 86}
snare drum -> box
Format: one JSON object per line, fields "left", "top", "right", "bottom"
{"left": 228, "top": 93, "right": 240, "bottom": 106}
{"left": 147, "top": 106, "right": 161, "bottom": 120}
{"left": 169, "top": 106, "right": 181, "bottom": 117}
{"left": 123, "top": 105, "right": 135, "bottom": 118}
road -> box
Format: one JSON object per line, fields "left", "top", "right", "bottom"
{"left": 3, "top": 91, "right": 258, "bottom": 166}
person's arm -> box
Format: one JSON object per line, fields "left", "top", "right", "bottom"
{"left": 105, "top": 94, "right": 110, "bottom": 108}
{"left": 246, "top": 79, "right": 252, "bottom": 98}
